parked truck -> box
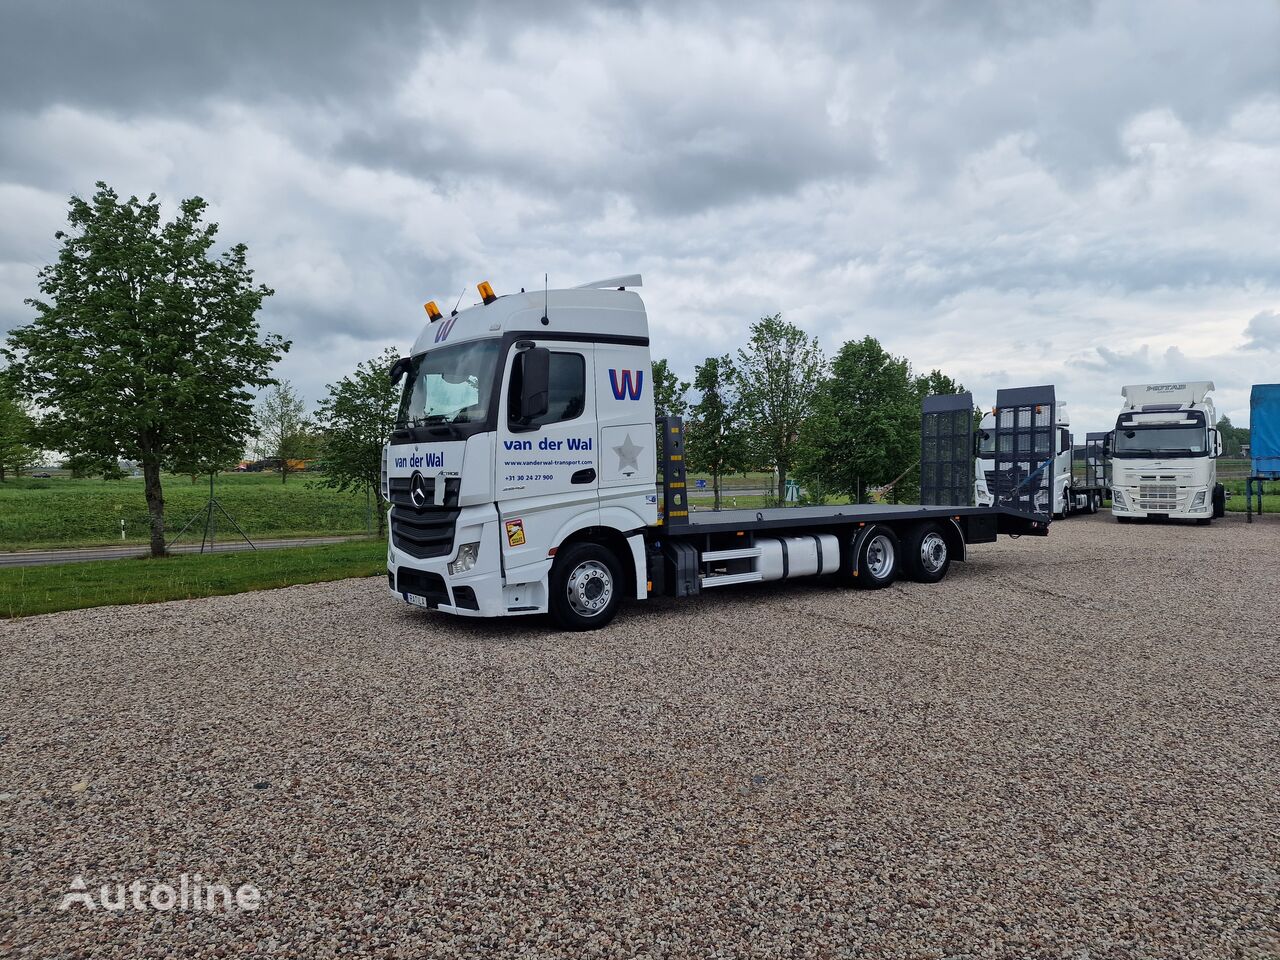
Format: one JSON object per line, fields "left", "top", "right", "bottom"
{"left": 383, "top": 276, "right": 1048, "bottom": 630}
{"left": 973, "top": 397, "right": 1104, "bottom": 517}
{"left": 1109, "top": 381, "right": 1225, "bottom": 523}
{"left": 1245, "top": 383, "right": 1280, "bottom": 522}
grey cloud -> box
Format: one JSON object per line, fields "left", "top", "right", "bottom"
{"left": 1243, "top": 309, "right": 1280, "bottom": 351}
{"left": 2, "top": 0, "right": 1279, "bottom": 415}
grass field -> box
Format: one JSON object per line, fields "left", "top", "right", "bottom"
{"left": 0, "top": 472, "right": 375, "bottom": 549}
{"left": 0, "top": 538, "right": 386, "bottom": 618}
{"left": 1223, "top": 477, "right": 1280, "bottom": 513}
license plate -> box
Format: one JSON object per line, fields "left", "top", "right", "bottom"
{"left": 404, "top": 592, "right": 433, "bottom": 609}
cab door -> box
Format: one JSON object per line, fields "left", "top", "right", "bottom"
{"left": 495, "top": 341, "right": 599, "bottom": 569}
{"left": 594, "top": 341, "right": 658, "bottom": 524}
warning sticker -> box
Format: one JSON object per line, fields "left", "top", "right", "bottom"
{"left": 505, "top": 518, "right": 526, "bottom": 547}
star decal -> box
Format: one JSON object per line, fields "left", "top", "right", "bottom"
{"left": 612, "top": 434, "right": 643, "bottom": 475}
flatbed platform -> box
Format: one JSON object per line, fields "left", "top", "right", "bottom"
{"left": 665, "top": 503, "right": 1045, "bottom": 537}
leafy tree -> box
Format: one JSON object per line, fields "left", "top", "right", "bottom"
{"left": 314, "top": 348, "right": 401, "bottom": 536}
{"left": 685, "top": 354, "right": 747, "bottom": 510}
{"left": 796, "top": 336, "right": 919, "bottom": 504}
{"left": 256, "top": 381, "right": 312, "bottom": 483}
{"left": 651, "top": 358, "right": 690, "bottom": 418}
{"left": 2, "top": 183, "right": 284, "bottom": 556}
{"left": 915, "top": 369, "right": 963, "bottom": 402}
{"left": 733, "top": 314, "right": 827, "bottom": 505}
{"left": 0, "top": 379, "right": 40, "bottom": 481}
{"left": 650, "top": 358, "right": 690, "bottom": 472}
{"left": 1216, "top": 415, "right": 1247, "bottom": 458}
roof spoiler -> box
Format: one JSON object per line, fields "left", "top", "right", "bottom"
{"left": 1121, "top": 381, "right": 1214, "bottom": 409}
{"left": 573, "top": 274, "right": 642, "bottom": 290}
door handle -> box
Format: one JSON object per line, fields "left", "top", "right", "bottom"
{"left": 571, "top": 468, "right": 596, "bottom": 484}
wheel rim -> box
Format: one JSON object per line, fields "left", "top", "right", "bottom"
{"left": 919, "top": 532, "right": 947, "bottom": 573}
{"left": 566, "top": 560, "right": 613, "bottom": 617}
{"left": 865, "top": 534, "right": 895, "bottom": 579}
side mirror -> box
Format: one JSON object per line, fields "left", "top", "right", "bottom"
{"left": 389, "top": 356, "right": 412, "bottom": 386}
{"left": 1103, "top": 432, "right": 1113, "bottom": 456}
{"left": 1210, "top": 428, "right": 1222, "bottom": 458}
{"left": 513, "top": 346, "right": 550, "bottom": 424}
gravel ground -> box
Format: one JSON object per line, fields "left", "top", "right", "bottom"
{"left": 2, "top": 513, "right": 1278, "bottom": 958}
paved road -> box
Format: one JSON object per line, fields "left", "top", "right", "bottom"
{"left": 0, "top": 535, "right": 366, "bottom": 568}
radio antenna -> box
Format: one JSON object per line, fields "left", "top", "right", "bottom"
{"left": 451, "top": 285, "right": 465, "bottom": 317}
{"left": 541, "top": 273, "right": 549, "bottom": 325}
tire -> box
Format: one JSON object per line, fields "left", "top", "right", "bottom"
{"left": 855, "top": 526, "right": 900, "bottom": 590}
{"left": 1116, "top": 515, "right": 1133, "bottom": 524}
{"left": 903, "top": 522, "right": 951, "bottom": 584}
{"left": 1088, "top": 493, "right": 1099, "bottom": 514}
{"left": 1212, "top": 484, "right": 1226, "bottom": 519}
{"left": 548, "top": 542, "right": 622, "bottom": 631}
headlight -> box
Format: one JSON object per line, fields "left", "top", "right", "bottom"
{"left": 449, "top": 542, "right": 480, "bottom": 576}
{"left": 1112, "top": 488, "right": 1127, "bottom": 508}
{"left": 1190, "top": 490, "right": 1206, "bottom": 508}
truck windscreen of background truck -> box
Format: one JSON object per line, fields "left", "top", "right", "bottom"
{"left": 1113, "top": 414, "right": 1207, "bottom": 458}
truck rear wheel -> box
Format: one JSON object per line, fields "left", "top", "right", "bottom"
{"left": 855, "top": 526, "right": 900, "bottom": 590}
{"left": 549, "top": 542, "right": 621, "bottom": 631}
{"left": 903, "top": 522, "right": 951, "bottom": 584}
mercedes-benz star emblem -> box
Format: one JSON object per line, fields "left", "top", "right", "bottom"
{"left": 409, "top": 471, "right": 430, "bottom": 509}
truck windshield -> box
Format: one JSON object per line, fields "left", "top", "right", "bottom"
{"left": 397, "top": 339, "right": 501, "bottom": 427}
{"left": 1113, "top": 420, "right": 1207, "bottom": 457}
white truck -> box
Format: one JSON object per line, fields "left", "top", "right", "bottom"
{"left": 973, "top": 399, "right": 1103, "bottom": 517}
{"left": 1108, "top": 381, "right": 1225, "bottom": 523}
{"left": 383, "top": 276, "right": 1046, "bottom": 630}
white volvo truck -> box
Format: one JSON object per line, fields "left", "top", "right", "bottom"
{"left": 1109, "top": 381, "right": 1225, "bottom": 523}
{"left": 383, "top": 276, "right": 1046, "bottom": 630}
{"left": 973, "top": 400, "right": 1103, "bottom": 516}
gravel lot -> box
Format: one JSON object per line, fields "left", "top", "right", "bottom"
{"left": 2, "top": 513, "right": 1278, "bottom": 958}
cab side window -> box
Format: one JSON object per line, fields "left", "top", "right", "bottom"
{"left": 508, "top": 351, "right": 586, "bottom": 428}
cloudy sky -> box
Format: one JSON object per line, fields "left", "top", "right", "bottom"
{"left": 2, "top": 0, "right": 1278, "bottom": 429}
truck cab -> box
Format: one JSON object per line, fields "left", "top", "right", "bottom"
{"left": 975, "top": 401, "right": 1083, "bottom": 517}
{"left": 383, "top": 276, "right": 657, "bottom": 624}
{"left": 1109, "top": 381, "right": 1224, "bottom": 523}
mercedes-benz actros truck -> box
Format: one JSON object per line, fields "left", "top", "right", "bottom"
{"left": 383, "top": 276, "right": 1046, "bottom": 630}
{"left": 1109, "top": 381, "right": 1225, "bottom": 523}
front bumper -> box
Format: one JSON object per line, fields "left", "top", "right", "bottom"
{"left": 386, "top": 504, "right": 551, "bottom": 618}
{"left": 1111, "top": 485, "right": 1212, "bottom": 518}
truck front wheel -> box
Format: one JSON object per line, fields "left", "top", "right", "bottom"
{"left": 1212, "top": 484, "right": 1226, "bottom": 519}
{"left": 549, "top": 542, "right": 622, "bottom": 631}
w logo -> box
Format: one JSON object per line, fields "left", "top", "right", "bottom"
{"left": 609, "top": 369, "right": 644, "bottom": 400}
{"left": 433, "top": 316, "right": 459, "bottom": 343}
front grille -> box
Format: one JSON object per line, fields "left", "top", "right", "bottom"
{"left": 1136, "top": 483, "right": 1179, "bottom": 511}
{"left": 389, "top": 476, "right": 462, "bottom": 559}
{"left": 396, "top": 568, "right": 450, "bottom": 606}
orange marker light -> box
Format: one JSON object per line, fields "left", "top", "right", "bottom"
{"left": 424, "top": 300, "right": 442, "bottom": 322}
{"left": 478, "top": 280, "right": 497, "bottom": 305}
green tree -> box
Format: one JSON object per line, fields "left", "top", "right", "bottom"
{"left": 2, "top": 183, "right": 284, "bottom": 556}
{"left": 314, "top": 348, "right": 401, "bottom": 536}
{"left": 733, "top": 314, "right": 827, "bottom": 505}
{"left": 685, "top": 354, "right": 746, "bottom": 510}
{"left": 1216, "top": 415, "right": 1246, "bottom": 458}
{"left": 0, "top": 380, "right": 40, "bottom": 481}
{"left": 651, "top": 358, "right": 690, "bottom": 418}
{"left": 796, "top": 336, "right": 919, "bottom": 504}
{"left": 256, "top": 381, "right": 312, "bottom": 483}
